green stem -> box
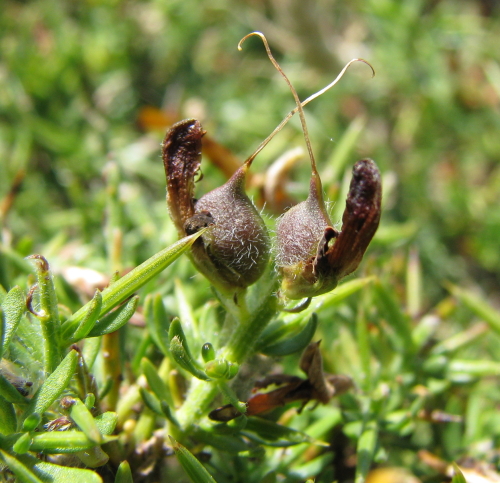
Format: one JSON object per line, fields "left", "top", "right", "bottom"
{"left": 175, "top": 379, "right": 219, "bottom": 430}
{"left": 222, "top": 294, "right": 278, "bottom": 363}
{"left": 175, "top": 288, "right": 278, "bottom": 431}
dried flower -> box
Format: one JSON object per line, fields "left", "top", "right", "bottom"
{"left": 276, "top": 158, "right": 382, "bottom": 299}
{"left": 236, "top": 32, "right": 381, "bottom": 300}
{"left": 162, "top": 119, "right": 270, "bottom": 294}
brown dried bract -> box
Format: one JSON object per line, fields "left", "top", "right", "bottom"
{"left": 209, "top": 341, "right": 353, "bottom": 422}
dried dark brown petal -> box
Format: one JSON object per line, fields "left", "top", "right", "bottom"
{"left": 162, "top": 119, "right": 205, "bottom": 237}
{"left": 322, "top": 158, "right": 381, "bottom": 279}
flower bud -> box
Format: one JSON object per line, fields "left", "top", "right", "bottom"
{"left": 162, "top": 119, "right": 270, "bottom": 294}
{"left": 276, "top": 158, "right": 381, "bottom": 299}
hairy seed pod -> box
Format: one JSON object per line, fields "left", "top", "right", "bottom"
{"left": 276, "top": 159, "right": 381, "bottom": 299}
{"left": 162, "top": 119, "right": 270, "bottom": 294}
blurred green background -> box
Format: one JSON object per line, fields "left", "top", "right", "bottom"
{"left": 1, "top": 0, "right": 499, "bottom": 315}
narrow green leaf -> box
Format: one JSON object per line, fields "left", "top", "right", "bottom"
{"left": 29, "top": 431, "right": 116, "bottom": 453}
{"left": 169, "top": 436, "right": 217, "bottom": 483}
{"left": 1, "top": 286, "right": 25, "bottom": 357}
{"left": 145, "top": 294, "right": 170, "bottom": 355}
{"left": 141, "top": 358, "right": 175, "bottom": 408}
{"left": 175, "top": 278, "right": 199, "bottom": 349}
{"left": 0, "top": 449, "right": 44, "bottom": 483}
{"left": 16, "top": 452, "right": 103, "bottom": 483}
{"left": 161, "top": 401, "right": 180, "bottom": 427}
{"left": 67, "top": 397, "right": 103, "bottom": 443}
{"left": 75, "top": 446, "right": 109, "bottom": 468}
{"left": 261, "top": 314, "right": 318, "bottom": 356}
{"left": 242, "top": 417, "right": 324, "bottom": 447}
{"left": 449, "top": 284, "right": 500, "bottom": 335}
{"left": 448, "top": 359, "right": 500, "bottom": 378}
{"left": 26, "top": 255, "right": 61, "bottom": 373}
{"left": 82, "top": 336, "right": 101, "bottom": 370}
{"left": 318, "top": 277, "right": 375, "bottom": 311}
{"left": 23, "top": 414, "right": 41, "bottom": 432}
{"left": 355, "top": 421, "right": 378, "bottom": 483}
{"left": 94, "top": 412, "right": 118, "bottom": 436}
{"left": 23, "top": 350, "right": 78, "bottom": 428}
{"left": 373, "top": 281, "right": 414, "bottom": 354}
{"left": 87, "top": 295, "right": 139, "bottom": 337}
{"left": 0, "top": 395, "right": 16, "bottom": 434}
{"left": 216, "top": 381, "right": 246, "bottom": 414}
{"left": 169, "top": 319, "right": 210, "bottom": 381}
{"left": 65, "top": 233, "right": 205, "bottom": 330}
{"left": 285, "top": 453, "right": 333, "bottom": 481}
{"left": 192, "top": 428, "right": 248, "bottom": 454}
{"left": 0, "top": 373, "right": 29, "bottom": 405}
{"left": 62, "top": 290, "right": 102, "bottom": 343}
{"left": 140, "top": 387, "right": 163, "bottom": 416}
{"left": 115, "top": 460, "right": 133, "bottom": 483}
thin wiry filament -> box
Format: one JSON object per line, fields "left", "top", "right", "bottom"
{"left": 238, "top": 32, "right": 374, "bottom": 168}
{"left": 239, "top": 31, "right": 317, "bottom": 175}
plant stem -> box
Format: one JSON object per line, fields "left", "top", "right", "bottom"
{"left": 175, "top": 288, "right": 278, "bottom": 431}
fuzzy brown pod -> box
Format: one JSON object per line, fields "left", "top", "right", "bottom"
{"left": 162, "top": 119, "right": 270, "bottom": 294}
{"left": 276, "top": 158, "right": 382, "bottom": 300}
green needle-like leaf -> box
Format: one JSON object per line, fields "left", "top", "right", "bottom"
{"left": 0, "top": 286, "right": 25, "bottom": 358}
{"left": 67, "top": 397, "right": 103, "bottom": 443}
{"left": 63, "top": 232, "right": 205, "bottom": 331}
{"left": 169, "top": 436, "right": 218, "bottom": 483}
{"left": 260, "top": 313, "right": 318, "bottom": 356}
{"left": 22, "top": 350, "right": 78, "bottom": 429}
{"left": 87, "top": 295, "right": 139, "bottom": 337}
{"left": 62, "top": 289, "right": 102, "bottom": 343}
{"left": 0, "top": 449, "right": 44, "bottom": 483}
{"left": 29, "top": 431, "right": 116, "bottom": 453}
{"left": 169, "top": 318, "right": 210, "bottom": 380}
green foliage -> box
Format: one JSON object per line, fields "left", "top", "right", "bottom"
{"left": 1, "top": 1, "right": 500, "bottom": 482}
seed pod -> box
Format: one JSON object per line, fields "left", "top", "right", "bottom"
{"left": 277, "top": 159, "right": 381, "bottom": 299}
{"left": 162, "top": 119, "right": 270, "bottom": 294}
{"left": 237, "top": 32, "right": 380, "bottom": 301}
